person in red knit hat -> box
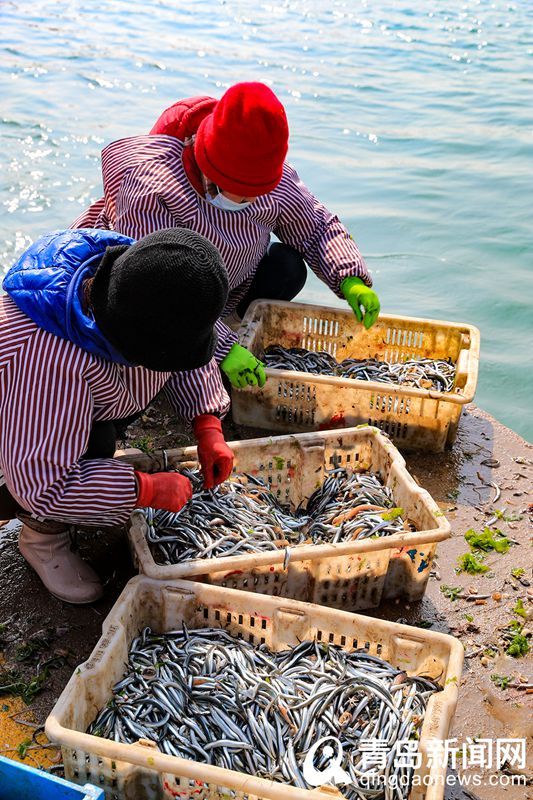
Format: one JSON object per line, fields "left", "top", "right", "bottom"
{"left": 72, "top": 82, "right": 380, "bottom": 390}
{"left": 194, "top": 82, "right": 289, "bottom": 198}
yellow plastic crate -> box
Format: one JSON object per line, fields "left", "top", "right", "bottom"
{"left": 231, "top": 300, "right": 480, "bottom": 452}
{"left": 46, "top": 576, "right": 463, "bottom": 800}
{"left": 127, "top": 427, "right": 450, "bottom": 611}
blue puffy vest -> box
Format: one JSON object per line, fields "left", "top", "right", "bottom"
{"left": 3, "top": 228, "right": 135, "bottom": 364}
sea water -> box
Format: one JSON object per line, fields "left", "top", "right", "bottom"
{"left": 1, "top": 0, "right": 531, "bottom": 439}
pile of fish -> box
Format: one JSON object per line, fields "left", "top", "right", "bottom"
{"left": 306, "top": 468, "right": 413, "bottom": 545}
{"left": 144, "top": 470, "right": 303, "bottom": 564}
{"left": 144, "top": 469, "right": 411, "bottom": 565}
{"left": 88, "top": 626, "right": 438, "bottom": 797}
{"left": 264, "top": 345, "right": 456, "bottom": 392}
{"left": 265, "top": 346, "right": 339, "bottom": 375}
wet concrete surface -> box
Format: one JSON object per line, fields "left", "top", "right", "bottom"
{"left": 375, "top": 406, "right": 532, "bottom": 799}
{"left": 0, "top": 401, "right": 531, "bottom": 797}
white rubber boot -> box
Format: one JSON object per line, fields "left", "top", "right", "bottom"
{"left": 18, "top": 524, "right": 103, "bottom": 604}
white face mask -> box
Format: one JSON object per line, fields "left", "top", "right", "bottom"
{"left": 207, "top": 192, "right": 253, "bottom": 212}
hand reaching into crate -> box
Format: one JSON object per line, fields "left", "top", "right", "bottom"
{"left": 193, "top": 414, "right": 234, "bottom": 489}
{"left": 134, "top": 471, "right": 193, "bottom": 512}
{"left": 221, "top": 343, "right": 267, "bottom": 388}
{"left": 341, "top": 276, "right": 380, "bottom": 329}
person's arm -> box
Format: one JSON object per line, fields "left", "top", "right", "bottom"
{"left": 1, "top": 337, "right": 197, "bottom": 520}
{"left": 0, "top": 344, "right": 138, "bottom": 526}
{"left": 213, "top": 310, "right": 267, "bottom": 390}
{"left": 273, "top": 162, "right": 372, "bottom": 294}
{"left": 273, "top": 163, "right": 380, "bottom": 328}
{"left": 164, "top": 360, "right": 233, "bottom": 488}
{"left": 163, "top": 357, "right": 230, "bottom": 422}
{"left": 213, "top": 319, "right": 238, "bottom": 362}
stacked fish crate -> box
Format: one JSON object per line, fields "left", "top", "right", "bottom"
{"left": 47, "top": 578, "right": 463, "bottom": 800}
{"left": 127, "top": 427, "right": 450, "bottom": 609}
{"left": 232, "top": 300, "right": 480, "bottom": 452}
{"left": 46, "top": 301, "right": 477, "bottom": 800}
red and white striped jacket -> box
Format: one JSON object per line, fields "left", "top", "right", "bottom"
{"left": 0, "top": 295, "right": 229, "bottom": 526}
{"left": 71, "top": 135, "right": 371, "bottom": 362}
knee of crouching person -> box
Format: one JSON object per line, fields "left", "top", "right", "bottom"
{"left": 271, "top": 242, "right": 308, "bottom": 297}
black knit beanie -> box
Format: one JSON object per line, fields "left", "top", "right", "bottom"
{"left": 90, "top": 228, "right": 228, "bottom": 371}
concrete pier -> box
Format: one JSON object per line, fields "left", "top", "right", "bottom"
{"left": 0, "top": 403, "right": 531, "bottom": 796}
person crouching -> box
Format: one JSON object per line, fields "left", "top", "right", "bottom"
{"left": 0, "top": 227, "right": 233, "bottom": 604}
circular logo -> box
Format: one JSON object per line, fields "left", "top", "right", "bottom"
{"left": 302, "top": 736, "right": 351, "bottom": 787}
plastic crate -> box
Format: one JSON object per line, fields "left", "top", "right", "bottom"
{"left": 127, "top": 426, "right": 450, "bottom": 611}
{"left": 0, "top": 754, "right": 104, "bottom": 799}
{"left": 231, "top": 300, "right": 480, "bottom": 452}
{"left": 45, "top": 576, "right": 463, "bottom": 800}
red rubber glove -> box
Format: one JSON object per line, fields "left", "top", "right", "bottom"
{"left": 193, "top": 414, "right": 234, "bottom": 490}
{"left": 135, "top": 471, "right": 192, "bottom": 512}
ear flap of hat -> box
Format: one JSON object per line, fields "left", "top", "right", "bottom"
{"left": 90, "top": 244, "right": 131, "bottom": 315}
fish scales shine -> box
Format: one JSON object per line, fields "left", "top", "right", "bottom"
{"left": 144, "top": 469, "right": 409, "bottom": 565}
{"left": 88, "top": 627, "right": 439, "bottom": 798}
{"left": 264, "top": 345, "right": 456, "bottom": 393}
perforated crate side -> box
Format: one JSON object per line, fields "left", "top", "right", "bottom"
{"left": 234, "top": 300, "right": 479, "bottom": 451}
{"left": 233, "top": 373, "right": 457, "bottom": 451}
{"left": 126, "top": 427, "right": 449, "bottom": 611}
{"left": 47, "top": 578, "right": 464, "bottom": 800}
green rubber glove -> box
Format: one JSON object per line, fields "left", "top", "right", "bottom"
{"left": 221, "top": 343, "right": 267, "bottom": 389}
{"left": 341, "top": 276, "right": 380, "bottom": 329}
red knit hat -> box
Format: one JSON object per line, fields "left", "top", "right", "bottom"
{"left": 194, "top": 82, "right": 289, "bottom": 196}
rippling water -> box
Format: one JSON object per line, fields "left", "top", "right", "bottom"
{"left": 2, "top": 0, "right": 532, "bottom": 440}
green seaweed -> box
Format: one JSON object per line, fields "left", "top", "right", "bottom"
{"left": 457, "top": 552, "right": 489, "bottom": 575}
{"left": 493, "top": 509, "right": 522, "bottom": 522}
{"left": 506, "top": 633, "right": 529, "bottom": 658}
{"left": 0, "top": 666, "right": 51, "bottom": 704}
{"left": 130, "top": 435, "right": 154, "bottom": 455}
{"left": 511, "top": 567, "right": 525, "bottom": 579}
{"left": 464, "top": 527, "right": 510, "bottom": 554}
{"left": 16, "top": 739, "right": 33, "bottom": 760}
{"left": 490, "top": 674, "right": 510, "bottom": 690}
{"left": 512, "top": 598, "right": 527, "bottom": 619}
{"left": 381, "top": 507, "right": 404, "bottom": 521}
{"left": 440, "top": 585, "right": 462, "bottom": 601}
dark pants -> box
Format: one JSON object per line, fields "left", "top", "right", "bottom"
{"left": 0, "top": 415, "right": 140, "bottom": 521}
{"left": 236, "top": 242, "right": 307, "bottom": 318}
{"left": 82, "top": 414, "right": 141, "bottom": 459}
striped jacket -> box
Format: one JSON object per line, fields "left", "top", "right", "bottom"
{"left": 71, "top": 135, "right": 371, "bottom": 363}
{"left": 0, "top": 288, "right": 228, "bottom": 526}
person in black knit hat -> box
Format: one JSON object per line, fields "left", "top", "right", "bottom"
{"left": 0, "top": 227, "right": 233, "bottom": 604}
{"left": 91, "top": 228, "right": 228, "bottom": 370}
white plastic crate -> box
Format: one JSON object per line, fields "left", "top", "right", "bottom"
{"left": 45, "top": 576, "right": 464, "bottom": 800}
{"left": 126, "top": 427, "right": 450, "bottom": 611}
{"left": 231, "top": 300, "right": 480, "bottom": 452}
